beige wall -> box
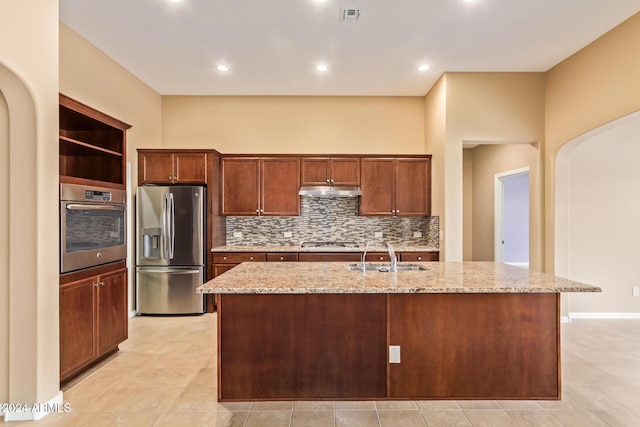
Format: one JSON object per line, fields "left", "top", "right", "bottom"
{"left": 424, "top": 76, "right": 447, "bottom": 256}
{"left": 0, "top": 0, "right": 60, "bottom": 416}
{"left": 545, "top": 12, "right": 640, "bottom": 273}
{"left": 464, "top": 144, "right": 538, "bottom": 262}
{"left": 462, "top": 149, "right": 473, "bottom": 261}
{"left": 161, "top": 96, "right": 426, "bottom": 154}
{"left": 561, "top": 114, "right": 640, "bottom": 314}
{"left": 60, "top": 23, "right": 163, "bottom": 190}
{"left": 439, "top": 72, "right": 546, "bottom": 267}
{"left": 60, "top": 24, "right": 163, "bottom": 314}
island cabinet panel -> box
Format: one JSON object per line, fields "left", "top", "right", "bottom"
{"left": 388, "top": 293, "right": 560, "bottom": 399}
{"left": 218, "top": 294, "right": 388, "bottom": 400}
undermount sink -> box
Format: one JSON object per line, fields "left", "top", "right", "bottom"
{"left": 347, "top": 263, "right": 427, "bottom": 272}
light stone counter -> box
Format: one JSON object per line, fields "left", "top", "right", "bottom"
{"left": 198, "top": 261, "right": 601, "bottom": 294}
{"left": 211, "top": 245, "right": 439, "bottom": 253}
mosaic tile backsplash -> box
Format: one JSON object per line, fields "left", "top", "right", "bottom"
{"left": 225, "top": 197, "right": 439, "bottom": 247}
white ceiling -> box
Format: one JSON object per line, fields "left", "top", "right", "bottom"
{"left": 59, "top": 0, "right": 639, "bottom": 96}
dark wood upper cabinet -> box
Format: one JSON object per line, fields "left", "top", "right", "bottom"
{"left": 360, "top": 158, "right": 396, "bottom": 216}
{"left": 138, "top": 150, "right": 207, "bottom": 184}
{"left": 395, "top": 158, "right": 431, "bottom": 217}
{"left": 360, "top": 157, "right": 431, "bottom": 217}
{"left": 261, "top": 157, "right": 300, "bottom": 215}
{"left": 221, "top": 157, "right": 261, "bottom": 215}
{"left": 222, "top": 157, "right": 300, "bottom": 216}
{"left": 301, "top": 157, "right": 360, "bottom": 186}
{"left": 59, "top": 94, "right": 130, "bottom": 188}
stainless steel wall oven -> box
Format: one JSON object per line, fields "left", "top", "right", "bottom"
{"left": 60, "top": 183, "right": 127, "bottom": 273}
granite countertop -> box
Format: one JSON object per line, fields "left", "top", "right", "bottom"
{"left": 197, "top": 261, "right": 601, "bottom": 294}
{"left": 211, "top": 245, "right": 439, "bottom": 253}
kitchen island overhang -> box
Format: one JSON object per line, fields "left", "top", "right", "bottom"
{"left": 198, "top": 262, "right": 600, "bottom": 402}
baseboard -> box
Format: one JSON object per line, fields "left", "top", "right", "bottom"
{"left": 569, "top": 312, "right": 640, "bottom": 320}
{"left": 560, "top": 316, "right": 570, "bottom": 323}
{"left": 129, "top": 309, "right": 137, "bottom": 318}
{"left": 504, "top": 262, "right": 529, "bottom": 269}
{"left": 2, "top": 390, "right": 66, "bottom": 421}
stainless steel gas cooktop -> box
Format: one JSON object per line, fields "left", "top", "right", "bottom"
{"left": 301, "top": 241, "right": 360, "bottom": 248}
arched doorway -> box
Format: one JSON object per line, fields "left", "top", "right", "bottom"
{"left": 556, "top": 111, "right": 640, "bottom": 317}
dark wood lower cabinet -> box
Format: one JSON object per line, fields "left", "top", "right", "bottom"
{"left": 388, "top": 293, "right": 559, "bottom": 399}
{"left": 217, "top": 293, "right": 560, "bottom": 401}
{"left": 218, "top": 294, "right": 388, "bottom": 400}
{"left": 60, "top": 266, "right": 128, "bottom": 383}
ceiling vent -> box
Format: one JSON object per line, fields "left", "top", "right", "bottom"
{"left": 341, "top": 8, "right": 360, "bottom": 21}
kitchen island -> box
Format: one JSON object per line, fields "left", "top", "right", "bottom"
{"left": 198, "top": 262, "right": 600, "bottom": 402}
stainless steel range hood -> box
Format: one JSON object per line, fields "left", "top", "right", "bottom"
{"left": 298, "top": 185, "right": 362, "bottom": 197}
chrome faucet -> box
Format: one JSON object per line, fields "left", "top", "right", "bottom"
{"left": 387, "top": 242, "right": 397, "bottom": 272}
{"left": 361, "top": 241, "right": 370, "bottom": 272}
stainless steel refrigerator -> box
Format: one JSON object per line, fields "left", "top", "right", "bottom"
{"left": 136, "top": 185, "right": 205, "bottom": 314}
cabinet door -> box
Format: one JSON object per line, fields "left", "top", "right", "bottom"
{"left": 330, "top": 158, "right": 360, "bottom": 186}
{"left": 139, "top": 151, "right": 174, "bottom": 184}
{"left": 60, "top": 277, "right": 97, "bottom": 381}
{"left": 96, "top": 268, "right": 128, "bottom": 356}
{"left": 261, "top": 157, "right": 300, "bottom": 216}
{"left": 214, "top": 264, "right": 237, "bottom": 277}
{"left": 395, "top": 158, "right": 431, "bottom": 216}
{"left": 360, "top": 158, "right": 395, "bottom": 216}
{"left": 174, "top": 152, "right": 207, "bottom": 184}
{"left": 301, "top": 158, "right": 330, "bottom": 185}
{"left": 222, "top": 158, "right": 260, "bottom": 215}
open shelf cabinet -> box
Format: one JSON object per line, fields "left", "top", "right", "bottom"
{"left": 59, "top": 94, "right": 131, "bottom": 188}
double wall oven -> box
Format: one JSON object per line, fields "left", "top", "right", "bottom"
{"left": 60, "top": 183, "right": 127, "bottom": 273}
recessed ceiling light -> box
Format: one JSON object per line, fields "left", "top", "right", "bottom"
{"left": 216, "top": 65, "right": 230, "bottom": 72}
{"left": 316, "top": 65, "right": 328, "bottom": 72}
{"left": 418, "top": 64, "right": 430, "bottom": 72}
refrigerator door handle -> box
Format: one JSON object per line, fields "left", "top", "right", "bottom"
{"left": 162, "top": 193, "right": 169, "bottom": 260}
{"left": 169, "top": 192, "right": 175, "bottom": 259}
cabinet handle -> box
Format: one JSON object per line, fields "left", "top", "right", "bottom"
{"left": 260, "top": 209, "right": 264, "bottom": 213}
{"left": 379, "top": 256, "right": 384, "bottom": 260}
{"left": 255, "top": 209, "right": 260, "bottom": 213}
{"left": 94, "top": 282, "right": 100, "bottom": 287}
{"left": 250, "top": 256, "right": 254, "bottom": 260}
{"left": 326, "top": 179, "right": 330, "bottom": 183}
{"left": 280, "top": 256, "right": 284, "bottom": 260}
{"left": 331, "top": 179, "right": 334, "bottom": 183}
{"left": 417, "top": 256, "right": 422, "bottom": 261}
{"left": 223, "top": 256, "right": 227, "bottom": 260}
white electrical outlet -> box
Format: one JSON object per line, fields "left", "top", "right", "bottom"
{"left": 374, "top": 231, "right": 383, "bottom": 238}
{"left": 633, "top": 286, "right": 640, "bottom": 297}
{"left": 413, "top": 231, "right": 423, "bottom": 238}
{"left": 389, "top": 346, "right": 401, "bottom": 363}
{"left": 233, "top": 232, "right": 242, "bottom": 238}
{"left": 283, "top": 231, "right": 293, "bottom": 238}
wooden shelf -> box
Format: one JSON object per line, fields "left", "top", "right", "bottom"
{"left": 59, "top": 136, "right": 123, "bottom": 157}
{"left": 59, "top": 94, "right": 130, "bottom": 186}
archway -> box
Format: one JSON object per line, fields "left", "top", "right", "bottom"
{"left": 556, "top": 111, "right": 640, "bottom": 318}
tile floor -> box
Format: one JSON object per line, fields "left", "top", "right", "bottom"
{"left": 8, "top": 315, "right": 640, "bottom": 426}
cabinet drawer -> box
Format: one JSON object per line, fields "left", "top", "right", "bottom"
{"left": 365, "top": 253, "right": 391, "bottom": 262}
{"left": 298, "top": 253, "right": 362, "bottom": 262}
{"left": 399, "top": 252, "right": 439, "bottom": 262}
{"left": 267, "top": 253, "right": 299, "bottom": 262}
{"left": 213, "top": 252, "right": 266, "bottom": 263}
